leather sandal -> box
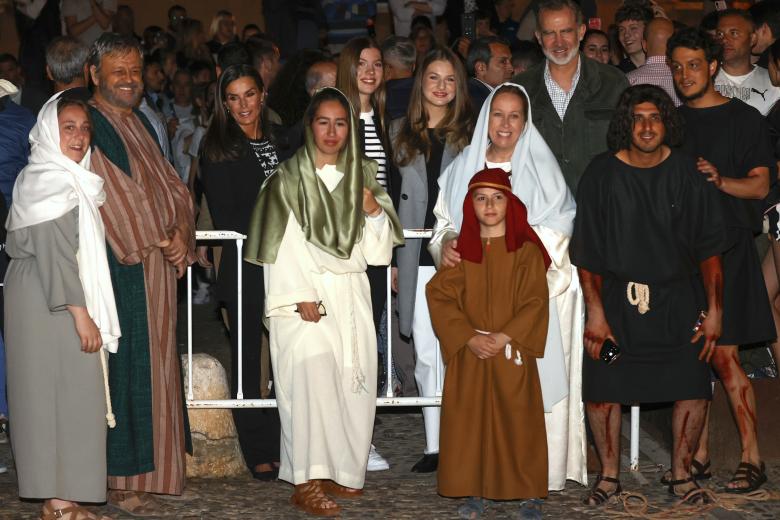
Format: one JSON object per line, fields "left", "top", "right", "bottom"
{"left": 108, "top": 490, "right": 165, "bottom": 517}
{"left": 660, "top": 458, "right": 712, "bottom": 485}
{"left": 40, "top": 502, "right": 112, "bottom": 520}
{"left": 668, "top": 476, "right": 711, "bottom": 505}
{"left": 582, "top": 474, "right": 621, "bottom": 506}
{"left": 290, "top": 480, "right": 342, "bottom": 517}
{"left": 725, "top": 461, "right": 767, "bottom": 494}
{"left": 321, "top": 480, "right": 364, "bottom": 499}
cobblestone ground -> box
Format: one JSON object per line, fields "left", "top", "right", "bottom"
{"left": 1, "top": 290, "right": 779, "bottom": 519}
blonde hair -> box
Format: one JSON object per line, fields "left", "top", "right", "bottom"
{"left": 209, "top": 10, "right": 235, "bottom": 40}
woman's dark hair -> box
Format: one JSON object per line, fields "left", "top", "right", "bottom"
{"left": 304, "top": 88, "right": 353, "bottom": 129}
{"left": 580, "top": 29, "right": 609, "bottom": 50}
{"left": 201, "top": 64, "right": 266, "bottom": 163}
{"left": 267, "top": 49, "right": 332, "bottom": 127}
{"left": 667, "top": 26, "right": 723, "bottom": 65}
{"left": 606, "top": 85, "right": 683, "bottom": 153}
{"left": 57, "top": 96, "right": 91, "bottom": 119}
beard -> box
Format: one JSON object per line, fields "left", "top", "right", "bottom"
{"left": 97, "top": 76, "right": 142, "bottom": 109}
{"left": 542, "top": 44, "right": 580, "bottom": 66}
{"left": 676, "top": 78, "right": 711, "bottom": 103}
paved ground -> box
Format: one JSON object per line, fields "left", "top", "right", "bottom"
{"left": 2, "top": 286, "right": 780, "bottom": 519}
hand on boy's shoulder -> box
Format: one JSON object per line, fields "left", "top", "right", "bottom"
{"left": 441, "top": 239, "right": 461, "bottom": 268}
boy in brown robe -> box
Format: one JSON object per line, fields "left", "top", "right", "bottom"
{"left": 426, "top": 168, "right": 550, "bottom": 520}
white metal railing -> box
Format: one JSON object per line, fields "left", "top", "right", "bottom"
{"left": 185, "top": 230, "right": 641, "bottom": 471}
{"left": 186, "top": 229, "right": 442, "bottom": 409}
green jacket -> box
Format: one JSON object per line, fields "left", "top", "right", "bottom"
{"left": 513, "top": 55, "right": 629, "bottom": 194}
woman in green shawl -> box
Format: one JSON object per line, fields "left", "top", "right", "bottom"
{"left": 245, "top": 87, "right": 403, "bottom": 517}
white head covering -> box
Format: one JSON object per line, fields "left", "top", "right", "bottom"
{"left": 0, "top": 79, "right": 18, "bottom": 98}
{"left": 7, "top": 92, "right": 121, "bottom": 353}
{"left": 438, "top": 82, "right": 576, "bottom": 237}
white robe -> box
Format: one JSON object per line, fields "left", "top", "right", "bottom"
{"left": 264, "top": 166, "right": 393, "bottom": 488}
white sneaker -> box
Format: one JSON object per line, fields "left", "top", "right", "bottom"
{"left": 366, "top": 444, "right": 390, "bottom": 471}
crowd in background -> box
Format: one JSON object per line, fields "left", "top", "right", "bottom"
{"left": 2, "top": 0, "right": 780, "bottom": 519}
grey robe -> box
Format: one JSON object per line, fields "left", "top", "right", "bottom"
{"left": 4, "top": 208, "right": 107, "bottom": 502}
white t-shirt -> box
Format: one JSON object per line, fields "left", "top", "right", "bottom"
{"left": 61, "top": 0, "right": 117, "bottom": 46}
{"left": 715, "top": 66, "right": 780, "bottom": 116}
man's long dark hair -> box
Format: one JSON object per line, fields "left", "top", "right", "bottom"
{"left": 607, "top": 85, "right": 684, "bottom": 153}
{"left": 202, "top": 64, "right": 265, "bottom": 164}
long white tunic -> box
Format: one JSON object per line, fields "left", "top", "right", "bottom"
{"left": 264, "top": 166, "right": 393, "bottom": 488}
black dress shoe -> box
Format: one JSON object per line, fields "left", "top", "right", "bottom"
{"left": 251, "top": 467, "right": 279, "bottom": 481}
{"left": 410, "top": 453, "right": 439, "bottom": 473}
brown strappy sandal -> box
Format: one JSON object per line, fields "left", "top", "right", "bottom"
{"left": 108, "top": 490, "right": 165, "bottom": 517}
{"left": 290, "top": 480, "right": 342, "bottom": 517}
{"left": 660, "top": 458, "right": 712, "bottom": 485}
{"left": 40, "top": 502, "right": 112, "bottom": 520}
{"left": 668, "top": 476, "right": 712, "bottom": 505}
{"left": 582, "top": 475, "right": 622, "bottom": 506}
{"left": 725, "top": 461, "right": 767, "bottom": 494}
{"left": 321, "top": 480, "right": 364, "bottom": 499}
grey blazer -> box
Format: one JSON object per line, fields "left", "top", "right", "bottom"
{"left": 390, "top": 118, "right": 458, "bottom": 337}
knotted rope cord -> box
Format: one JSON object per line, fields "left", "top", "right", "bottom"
{"left": 598, "top": 487, "right": 780, "bottom": 518}
{"left": 99, "top": 348, "right": 116, "bottom": 428}
{"left": 349, "top": 288, "right": 368, "bottom": 394}
{"left": 627, "top": 282, "right": 651, "bottom": 314}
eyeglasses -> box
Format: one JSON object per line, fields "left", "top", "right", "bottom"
{"left": 294, "top": 301, "right": 327, "bottom": 317}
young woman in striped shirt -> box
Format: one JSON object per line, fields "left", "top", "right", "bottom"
{"left": 337, "top": 36, "right": 394, "bottom": 471}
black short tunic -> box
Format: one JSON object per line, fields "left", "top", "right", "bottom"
{"left": 570, "top": 151, "right": 730, "bottom": 404}
{"left": 679, "top": 99, "right": 776, "bottom": 346}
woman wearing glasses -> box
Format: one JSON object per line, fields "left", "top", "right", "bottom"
{"left": 245, "top": 87, "right": 403, "bottom": 517}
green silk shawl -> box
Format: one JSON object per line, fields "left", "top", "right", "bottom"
{"left": 244, "top": 90, "right": 404, "bottom": 265}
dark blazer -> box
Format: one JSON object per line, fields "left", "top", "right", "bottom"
{"left": 386, "top": 77, "right": 414, "bottom": 121}
{"left": 513, "top": 55, "right": 629, "bottom": 193}
{"left": 467, "top": 77, "right": 492, "bottom": 116}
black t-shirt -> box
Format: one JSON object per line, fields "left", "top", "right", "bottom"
{"left": 570, "top": 151, "right": 730, "bottom": 283}
{"left": 419, "top": 130, "right": 445, "bottom": 267}
{"left": 248, "top": 137, "right": 280, "bottom": 178}
{"left": 678, "top": 99, "right": 775, "bottom": 234}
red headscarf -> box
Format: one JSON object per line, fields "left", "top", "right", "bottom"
{"left": 455, "top": 168, "right": 551, "bottom": 268}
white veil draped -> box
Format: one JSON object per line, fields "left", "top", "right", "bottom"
{"left": 7, "top": 92, "right": 121, "bottom": 353}
{"left": 438, "top": 82, "right": 576, "bottom": 236}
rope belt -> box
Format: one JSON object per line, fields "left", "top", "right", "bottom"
{"left": 476, "top": 329, "right": 522, "bottom": 366}
{"left": 626, "top": 282, "right": 650, "bottom": 315}
{"left": 99, "top": 348, "right": 116, "bottom": 428}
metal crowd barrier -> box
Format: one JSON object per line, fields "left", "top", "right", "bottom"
{"left": 185, "top": 230, "right": 642, "bottom": 471}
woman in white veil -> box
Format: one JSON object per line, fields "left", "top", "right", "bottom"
{"left": 429, "top": 82, "right": 587, "bottom": 490}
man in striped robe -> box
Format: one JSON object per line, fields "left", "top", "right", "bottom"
{"left": 85, "top": 33, "right": 195, "bottom": 514}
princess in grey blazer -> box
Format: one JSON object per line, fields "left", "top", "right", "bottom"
{"left": 389, "top": 47, "right": 474, "bottom": 472}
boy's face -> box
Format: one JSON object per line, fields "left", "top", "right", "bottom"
{"left": 472, "top": 187, "right": 508, "bottom": 229}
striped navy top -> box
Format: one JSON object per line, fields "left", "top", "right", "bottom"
{"left": 360, "top": 110, "right": 387, "bottom": 189}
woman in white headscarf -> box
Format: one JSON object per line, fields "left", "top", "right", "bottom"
{"left": 5, "top": 93, "right": 120, "bottom": 520}
{"left": 429, "top": 82, "right": 587, "bottom": 491}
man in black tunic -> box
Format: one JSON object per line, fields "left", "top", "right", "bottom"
{"left": 669, "top": 28, "right": 774, "bottom": 493}
{"left": 571, "top": 85, "right": 729, "bottom": 506}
